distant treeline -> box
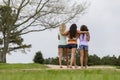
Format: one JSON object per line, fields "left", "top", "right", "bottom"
{"left": 43, "top": 54, "right": 120, "bottom": 66}
{"left": 33, "top": 51, "right": 120, "bottom": 66}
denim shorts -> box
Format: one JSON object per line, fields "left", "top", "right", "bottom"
{"left": 67, "top": 44, "right": 77, "bottom": 49}
{"left": 79, "top": 45, "right": 88, "bottom": 50}
{"left": 58, "top": 45, "right": 67, "bottom": 48}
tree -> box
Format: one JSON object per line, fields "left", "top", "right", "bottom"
{"left": 51, "top": 57, "right": 59, "bottom": 65}
{"left": 43, "top": 58, "right": 51, "bottom": 64}
{"left": 0, "top": 6, "right": 31, "bottom": 63}
{"left": 117, "top": 56, "right": 120, "bottom": 66}
{"left": 101, "top": 55, "right": 118, "bottom": 66}
{"left": 88, "top": 54, "right": 101, "bottom": 66}
{"left": 33, "top": 51, "right": 44, "bottom": 64}
{"left": 0, "top": 0, "right": 87, "bottom": 63}
{"left": 110, "top": 55, "right": 117, "bottom": 65}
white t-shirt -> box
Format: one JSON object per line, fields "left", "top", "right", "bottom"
{"left": 79, "top": 34, "right": 88, "bottom": 46}
{"left": 58, "top": 32, "right": 67, "bottom": 45}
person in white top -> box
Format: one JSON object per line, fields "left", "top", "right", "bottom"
{"left": 58, "top": 23, "right": 68, "bottom": 68}
{"left": 79, "top": 25, "right": 90, "bottom": 68}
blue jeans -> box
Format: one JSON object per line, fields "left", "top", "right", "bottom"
{"left": 79, "top": 45, "right": 88, "bottom": 50}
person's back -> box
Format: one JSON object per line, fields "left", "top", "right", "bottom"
{"left": 79, "top": 34, "right": 88, "bottom": 46}
{"left": 58, "top": 23, "right": 68, "bottom": 68}
{"left": 64, "top": 24, "right": 79, "bottom": 68}
{"left": 79, "top": 25, "right": 90, "bottom": 68}
{"left": 58, "top": 32, "right": 67, "bottom": 45}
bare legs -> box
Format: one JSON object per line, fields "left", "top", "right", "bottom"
{"left": 58, "top": 48, "right": 63, "bottom": 68}
{"left": 80, "top": 50, "right": 84, "bottom": 68}
{"left": 80, "top": 50, "right": 88, "bottom": 68}
{"left": 74, "top": 55, "right": 78, "bottom": 68}
{"left": 84, "top": 50, "right": 88, "bottom": 68}
{"left": 70, "top": 48, "right": 77, "bottom": 68}
{"left": 64, "top": 48, "right": 69, "bottom": 68}
{"left": 59, "top": 48, "right": 69, "bottom": 68}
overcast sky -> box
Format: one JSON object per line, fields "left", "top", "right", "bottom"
{"left": 6, "top": 0, "right": 120, "bottom": 63}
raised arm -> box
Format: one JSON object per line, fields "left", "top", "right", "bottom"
{"left": 87, "top": 32, "right": 90, "bottom": 41}
{"left": 62, "top": 30, "right": 69, "bottom": 36}
{"left": 77, "top": 30, "right": 88, "bottom": 34}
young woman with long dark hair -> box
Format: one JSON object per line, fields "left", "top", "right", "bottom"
{"left": 64, "top": 24, "right": 88, "bottom": 68}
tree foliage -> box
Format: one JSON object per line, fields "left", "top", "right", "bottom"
{"left": 117, "top": 56, "right": 120, "bottom": 66}
{"left": 0, "top": 0, "right": 87, "bottom": 63}
{"left": 0, "top": 5, "right": 31, "bottom": 63}
{"left": 33, "top": 51, "right": 44, "bottom": 64}
{"left": 44, "top": 54, "right": 120, "bottom": 66}
{"left": 101, "top": 55, "right": 118, "bottom": 65}
{"left": 88, "top": 54, "right": 101, "bottom": 65}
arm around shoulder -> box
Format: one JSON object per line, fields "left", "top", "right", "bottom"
{"left": 78, "top": 30, "right": 88, "bottom": 34}
{"left": 87, "top": 32, "right": 90, "bottom": 41}
{"left": 63, "top": 30, "right": 69, "bottom": 36}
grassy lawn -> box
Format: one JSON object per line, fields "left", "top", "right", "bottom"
{"left": 0, "top": 63, "right": 120, "bottom": 80}
{"left": 0, "top": 63, "right": 47, "bottom": 70}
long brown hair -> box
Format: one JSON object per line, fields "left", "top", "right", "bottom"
{"left": 80, "top": 25, "right": 89, "bottom": 39}
{"left": 69, "top": 24, "right": 77, "bottom": 39}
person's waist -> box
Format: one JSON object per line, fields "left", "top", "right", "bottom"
{"left": 79, "top": 41, "right": 88, "bottom": 44}
{"left": 68, "top": 39, "right": 77, "bottom": 41}
{"left": 59, "top": 42, "right": 67, "bottom": 45}
{"left": 67, "top": 41, "right": 77, "bottom": 44}
{"left": 79, "top": 42, "right": 88, "bottom": 46}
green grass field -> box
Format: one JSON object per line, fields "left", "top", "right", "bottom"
{"left": 0, "top": 63, "right": 120, "bottom": 80}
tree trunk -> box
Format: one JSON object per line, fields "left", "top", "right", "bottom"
{"left": 2, "top": 53, "right": 6, "bottom": 63}
{"left": 0, "top": 52, "right": 6, "bottom": 63}
{"left": 0, "top": 52, "right": 2, "bottom": 62}
{"left": 2, "top": 37, "right": 9, "bottom": 63}
{"left": 1, "top": 29, "right": 10, "bottom": 63}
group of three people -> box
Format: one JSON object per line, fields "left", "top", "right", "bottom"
{"left": 58, "top": 23, "right": 90, "bottom": 69}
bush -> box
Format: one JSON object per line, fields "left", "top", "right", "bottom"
{"left": 33, "top": 51, "right": 44, "bottom": 64}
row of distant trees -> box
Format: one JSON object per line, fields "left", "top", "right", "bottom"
{"left": 33, "top": 51, "right": 120, "bottom": 66}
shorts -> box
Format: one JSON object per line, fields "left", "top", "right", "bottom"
{"left": 67, "top": 44, "right": 77, "bottom": 49}
{"left": 79, "top": 45, "right": 88, "bottom": 50}
{"left": 58, "top": 45, "right": 67, "bottom": 48}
